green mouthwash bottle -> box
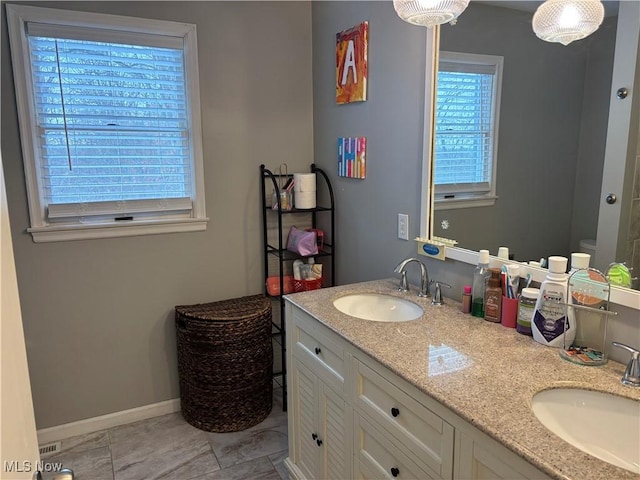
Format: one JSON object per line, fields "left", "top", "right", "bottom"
{"left": 471, "top": 250, "right": 491, "bottom": 317}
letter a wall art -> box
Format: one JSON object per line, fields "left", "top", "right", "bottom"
{"left": 336, "top": 21, "right": 368, "bottom": 104}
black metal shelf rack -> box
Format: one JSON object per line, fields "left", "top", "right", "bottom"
{"left": 260, "top": 164, "right": 336, "bottom": 411}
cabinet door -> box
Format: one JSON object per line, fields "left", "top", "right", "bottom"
{"left": 290, "top": 357, "right": 352, "bottom": 480}
{"left": 455, "top": 430, "right": 552, "bottom": 480}
{"left": 290, "top": 359, "right": 320, "bottom": 480}
{"left": 318, "top": 381, "right": 351, "bottom": 480}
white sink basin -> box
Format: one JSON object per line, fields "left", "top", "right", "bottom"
{"left": 333, "top": 293, "right": 423, "bottom": 322}
{"left": 531, "top": 388, "right": 640, "bottom": 473}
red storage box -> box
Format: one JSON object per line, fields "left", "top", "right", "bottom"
{"left": 293, "top": 277, "right": 323, "bottom": 292}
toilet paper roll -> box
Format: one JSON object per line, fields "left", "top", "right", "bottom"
{"left": 294, "top": 190, "right": 316, "bottom": 209}
{"left": 294, "top": 173, "right": 316, "bottom": 192}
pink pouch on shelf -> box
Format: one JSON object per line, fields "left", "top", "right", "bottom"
{"left": 287, "top": 226, "right": 318, "bottom": 256}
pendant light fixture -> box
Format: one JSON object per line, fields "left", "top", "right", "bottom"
{"left": 393, "top": 0, "right": 470, "bottom": 28}
{"left": 532, "top": 0, "right": 604, "bottom": 46}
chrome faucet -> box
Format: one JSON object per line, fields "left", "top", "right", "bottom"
{"left": 612, "top": 342, "right": 640, "bottom": 387}
{"left": 393, "top": 258, "right": 430, "bottom": 297}
{"left": 431, "top": 280, "right": 451, "bottom": 306}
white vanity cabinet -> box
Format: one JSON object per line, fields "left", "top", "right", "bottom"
{"left": 287, "top": 305, "right": 352, "bottom": 480}
{"left": 353, "top": 359, "right": 454, "bottom": 479}
{"left": 285, "top": 301, "right": 552, "bottom": 480}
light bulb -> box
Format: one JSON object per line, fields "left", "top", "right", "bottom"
{"left": 558, "top": 5, "right": 580, "bottom": 28}
{"left": 532, "top": 0, "right": 604, "bottom": 46}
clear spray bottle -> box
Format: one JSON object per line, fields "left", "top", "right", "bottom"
{"left": 471, "top": 250, "right": 491, "bottom": 318}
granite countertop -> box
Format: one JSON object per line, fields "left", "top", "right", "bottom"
{"left": 285, "top": 278, "right": 640, "bottom": 480}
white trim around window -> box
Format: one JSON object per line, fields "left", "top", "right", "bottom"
{"left": 6, "top": 4, "right": 208, "bottom": 242}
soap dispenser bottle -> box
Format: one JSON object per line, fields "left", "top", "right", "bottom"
{"left": 484, "top": 268, "right": 503, "bottom": 323}
{"left": 531, "top": 256, "right": 576, "bottom": 348}
{"left": 471, "top": 250, "right": 491, "bottom": 318}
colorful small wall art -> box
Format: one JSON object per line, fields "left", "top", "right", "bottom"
{"left": 336, "top": 22, "right": 368, "bottom": 104}
{"left": 338, "top": 137, "right": 366, "bottom": 179}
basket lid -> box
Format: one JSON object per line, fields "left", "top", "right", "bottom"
{"left": 175, "top": 294, "right": 270, "bottom": 321}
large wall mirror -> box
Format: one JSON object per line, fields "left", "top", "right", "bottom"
{"left": 428, "top": 0, "right": 640, "bottom": 292}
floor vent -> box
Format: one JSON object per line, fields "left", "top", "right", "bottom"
{"left": 39, "top": 441, "right": 61, "bottom": 457}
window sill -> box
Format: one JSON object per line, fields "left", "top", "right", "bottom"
{"left": 434, "top": 195, "right": 497, "bottom": 211}
{"left": 28, "top": 217, "right": 209, "bottom": 243}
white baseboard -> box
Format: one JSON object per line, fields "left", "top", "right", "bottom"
{"left": 37, "top": 398, "right": 181, "bottom": 445}
{"left": 283, "top": 457, "right": 304, "bottom": 480}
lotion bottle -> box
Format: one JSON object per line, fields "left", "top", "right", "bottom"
{"left": 531, "top": 256, "right": 576, "bottom": 348}
{"left": 293, "top": 259, "right": 304, "bottom": 280}
{"left": 462, "top": 285, "right": 472, "bottom": 314}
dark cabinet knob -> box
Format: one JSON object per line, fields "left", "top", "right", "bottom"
{"left": 311, "top": 433, "right": 317, "bottom": 440}
{"left": 315, "top": 347, "right": 321, "bottom": 355}
{"left": 391, "top": 467, "right": 400, "bottom": 477}
{"left": 391, "top": 407, "right": 400, "bottom": 417}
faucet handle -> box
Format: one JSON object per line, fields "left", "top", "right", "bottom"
{"left": 430, "top": 280, "right": 451, "bottom": 306}
{"left": 612, "top": 342, "right": 640, "bottom": 387}
{"left": 397, "top": 271, "right": 409, "bottom": 293}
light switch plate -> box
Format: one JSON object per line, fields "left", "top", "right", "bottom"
{"left": 398, "top": 214, "right": 409, "bottom": 240}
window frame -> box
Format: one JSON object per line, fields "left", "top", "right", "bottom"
{"left": 434, "top": 51, "right": 503, "bottom": 210}
{"left": 6, "top": 4, "right": 208, "bottom": 242}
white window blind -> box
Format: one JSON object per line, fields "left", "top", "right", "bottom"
{"left": 28, "top": 34, "right": 192, "bottom": 211}
{"left": 434, "top": 52, "right": 502, "bottom": 207}
{"left": 7, "top": 5, "right": 207, "bottom": 241}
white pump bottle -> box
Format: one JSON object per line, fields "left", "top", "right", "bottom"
{"left": 531, "top": 256, "right": 576, "bottom": 348}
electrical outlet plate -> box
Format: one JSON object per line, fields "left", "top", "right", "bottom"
{"left": 398, "top": 214, "right": 409, "bottom": 240}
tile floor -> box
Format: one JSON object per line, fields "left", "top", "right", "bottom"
{"left": 42, "top": 381, "right": 289, "bottom": 480}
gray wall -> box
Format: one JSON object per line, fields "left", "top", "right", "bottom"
{"left": 311, "top": 0, "right": 489, "bottom": 297}
{"left": 1, "top": 1, "right": 313, "bottom": 428}
{"left": 312, "top": 1, "right": 427, "bottom": 285}
{"left": 431, "top": 3, "right": 615, "bottom": 262}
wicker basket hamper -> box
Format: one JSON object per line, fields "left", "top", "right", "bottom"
{"left": 175, "top": 294, "right": 273, "bottom": 432}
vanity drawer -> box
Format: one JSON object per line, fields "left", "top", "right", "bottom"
{"left": 291, "top": 307, "right": 346, "bottom": 393}
{"left": 354, "top": 360, "right": 454, "bottom": 479}
{"left": 354, "top": 412, "right": 438, "bottom": 480}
